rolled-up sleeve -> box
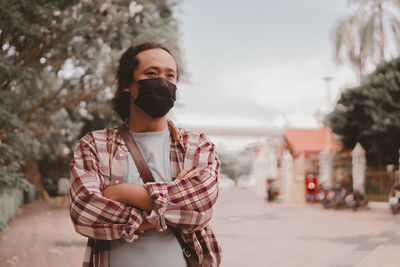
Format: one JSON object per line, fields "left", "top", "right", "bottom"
{"left": 69, "top": 133, "right": 143, "bottom": 242}
{"left": 143, "top": 134, "right": 219, "bottom": 233}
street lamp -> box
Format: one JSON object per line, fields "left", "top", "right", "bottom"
{"left": 323, "top": 76, "right": 333, "bottom": 107}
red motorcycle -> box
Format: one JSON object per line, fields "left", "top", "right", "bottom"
{"left": 305, "top": 175, "right": 318, "bottom": 202}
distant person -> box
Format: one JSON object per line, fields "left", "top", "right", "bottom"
{"left": 69, "top": 42, "right": 221, "bottom": 267}
{"left": 266, "top": 178, "right": 279, "bottom": 202}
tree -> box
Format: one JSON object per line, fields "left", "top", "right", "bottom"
{"left": 0, "top": 0, "right": 182, "bottom": 190}
{"left": 333, "top": 0, "right": 400, "bottom": 79}
{"left": 325, "top": 56, "right": 400, "bottom": 167}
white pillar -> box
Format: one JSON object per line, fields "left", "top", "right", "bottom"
{"left": 281, "top": 150, "right": 293, "bottom": 202}
{"left": 352, "top": 143, "right": 366, "bottom": 194}
{"left": 319, "top": 148, "right": 332, "bottom": 188}
{"left": 267, "top": 150, "right": 278, "bottom": 180}
{"left": 254, "top": 152, "right": 267, "bottom": 196}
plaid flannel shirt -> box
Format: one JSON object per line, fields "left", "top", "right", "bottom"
{"left": 69, "top": 120, "right": 221, "bottom": 267}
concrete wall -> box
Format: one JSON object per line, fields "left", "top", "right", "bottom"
{"left": 291, "top": 154, "right": 306, "bottom": 203}
{"left": 0, "top": 189, "right": 24, "bottom": 230}
{"left": 276, "top": 153, "right": 306, "bottom": 203}
{"left": 0, "top": 180, "right": 37, "bottom": 230}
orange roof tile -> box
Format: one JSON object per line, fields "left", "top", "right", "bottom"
{"left": 285, "top": 127, "right": 341, "bottom": 154}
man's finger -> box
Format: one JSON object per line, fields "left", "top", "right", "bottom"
{"left": 176, "top": 168, "right": 191, "bottom": 179}
{"left": 184, "top": 168, "right": 201, "bottom": 179}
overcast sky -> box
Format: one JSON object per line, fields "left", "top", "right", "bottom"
{"left": 172, "top": 0, "right": 359, "bottom": 128}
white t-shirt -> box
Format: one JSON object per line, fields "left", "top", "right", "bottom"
{"left": 109, "top": 124, "right": 186, "bottom": 267}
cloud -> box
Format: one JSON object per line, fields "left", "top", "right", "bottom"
{"left": 175, "top": 65, "right": 279, "bottom": 120}
{"left": 173, "top": 113, "right": 272, "bottom": 127}
{"left": 175, "top": 0, "right": 359, "bottom": 128}
{"left": 174, "top": 55, "right": 357, "bottom": 128}
{"left": 218, "top": 56, "right": 356, "bottom": 113}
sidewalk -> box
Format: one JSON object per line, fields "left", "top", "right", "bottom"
{"left": 1, "top": 189, "right": 400, "bottom": 266}
{"left": 212, "top": 188, "right": 400, "bottom": 267}
{"left": 0, "top": 200, "right": 86, "bottom": 267}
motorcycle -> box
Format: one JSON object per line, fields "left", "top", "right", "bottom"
{"left": 332, "top": 183, "right": 347, "bottom": 209}
{"left": 305, "top": 175, "right": 318, "bottom": 203}
{"left": 389, "top": 183, "right": 400, "bottom": 214}
{"left": 345, "top": 190, "right": 368, "bottom": 211}
{"left": 266, "top": 179, "right": 280, "bottom": 202}
{"left": 319, "top": 186, "right": 335, "bottom": 209}
{"left": 320, "top": 183, "right": 351, "bottom": 210}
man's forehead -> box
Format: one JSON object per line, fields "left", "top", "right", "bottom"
{"left": 136, "top": 48, "right": 176, "bottom": 68}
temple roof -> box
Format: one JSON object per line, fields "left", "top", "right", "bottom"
{"left": 285, "top": 127, "right": 341, "bottom": 155}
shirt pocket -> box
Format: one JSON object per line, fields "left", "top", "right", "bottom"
{"left": 108, "top": 146, "right": 127, "bottom": 186}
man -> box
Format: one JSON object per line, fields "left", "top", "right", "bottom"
{"left": 69, "top": 42, "right": 221, "bottom": 267}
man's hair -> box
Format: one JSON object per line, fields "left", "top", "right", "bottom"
{"left": 112, "top": 42, "right": 179, "bottom": 121}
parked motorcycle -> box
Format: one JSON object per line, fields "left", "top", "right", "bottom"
{"left": 266, "top": 179, "right": 280, "bottom": 202}
{"left": 389, "top": 183, "right": 400, "bottom": 214}
{"left": 332, "top": 183, "right": 347, "bottom": 209}
{"left": 345, "top": 190, "right": 368, "bottom": 211}
{"left": 319, "top": 186, "right": 335, "bottom": 209}
{"left": 305, "top": 175, "right": 318, "bottom": 203}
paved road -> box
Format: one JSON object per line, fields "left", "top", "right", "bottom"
{"left": 213, "top": 188, "right": 400, "bottom": 267}
{"left": 0, "top": 199, "right": 85, "bottom": 267}
{"left": 1, "top": 189, "right": 400, "bottom": 266}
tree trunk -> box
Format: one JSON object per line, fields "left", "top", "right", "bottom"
{"left": 23, "top": 161, "right": 43, "bottom": 189}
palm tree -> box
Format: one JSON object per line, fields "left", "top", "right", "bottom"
{"left": 333, "top": 0, "right": 400, "bottom": 80}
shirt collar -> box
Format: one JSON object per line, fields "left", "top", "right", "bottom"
{"left": 116, "top": 119, "right": 184, "bottom": 149}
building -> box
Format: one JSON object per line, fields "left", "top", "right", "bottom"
{"left": 281, "top": 127, "right": 341, "bottom": 203}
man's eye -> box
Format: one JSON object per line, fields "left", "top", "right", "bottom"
{"left": 167, "top": 73, "right": 175, "bottom": 79}
{"left": 146, "top": 71, "right": 156, "bottom": 76}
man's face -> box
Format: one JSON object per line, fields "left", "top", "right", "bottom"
{"left": 124, "top": 48, "right": 178, "bottom": 98}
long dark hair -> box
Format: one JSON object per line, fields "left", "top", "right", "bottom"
{"left": 112, "top": 42, "right": 180, "bottom": 121}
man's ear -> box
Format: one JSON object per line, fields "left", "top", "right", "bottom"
{"left": 123, "top": 87, "right": 130, "bottom": 93}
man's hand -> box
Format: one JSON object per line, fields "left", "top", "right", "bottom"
{"left": 137, "top": 219, "right": 155, "bottom": 232}
{"left": 176, "top": 168, "right": 200, "bottom": 179}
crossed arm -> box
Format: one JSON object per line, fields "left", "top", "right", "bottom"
{"left": 102, "top": 168, "right": 199, "bottom": 231}
{"left": 70, "top": 131, "right": 219, "bottom": 240}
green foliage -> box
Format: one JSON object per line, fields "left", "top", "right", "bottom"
{"left": 0, "top": 0, "right": 182, "bottom": 189}
{"left": 219, "top": 147, "right": 253, "bottom": 180}
{"left": 325, "top": 57, "right": 400, "bottom": 166}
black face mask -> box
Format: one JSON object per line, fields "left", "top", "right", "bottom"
{"left": 131, "top": 78, "right": 177, "bottom": 118}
